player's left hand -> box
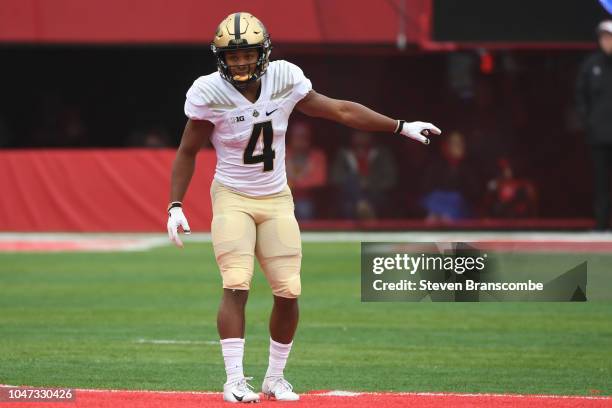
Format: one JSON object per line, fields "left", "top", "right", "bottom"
{"left": 400, "top": 121, "right": 442, "bottom": 145}
{"left": 167, "top": 207, "right": 191, "bottom": 248}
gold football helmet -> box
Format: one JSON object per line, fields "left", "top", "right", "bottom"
{"left": 211, "top": 12, "right": 272, "bottom": 88}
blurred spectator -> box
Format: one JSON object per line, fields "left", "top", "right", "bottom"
{"left": 331, "top": 131, "right": 397, "bottom": 220}
{"left": 446, "top": 52, "right": 477, "bottom": 100}
{"left": 56, "top": 107, "right": 89, "bottom": 146}
{"left": 29, "top": 93, "right": 64, "bottom": 147}
{"left": 285, "top": 122, "right": 327, "bottom": 220}
{"left": 126, "top": 127, "right": 172, "bottom": 147}
{"left": 485, "top": 158, "right": 538, "bottom": 218}
{"left": 576, "top": 20, "right": 612, "bottom": 230}
{"left": 0, "top": 116, "right": 14, "bottom": 147}
{"left": 420, "top": 131, "right": 478, "bottom": 222}
{"left": 30, "top": 104, "right": 90, "bottom": 147}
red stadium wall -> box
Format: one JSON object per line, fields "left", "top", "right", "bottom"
{"left": 0, "top": 149, "right": 215, "bottom": 232}
{"left": 0, "top": 0, "right": 429, "bottom": 45}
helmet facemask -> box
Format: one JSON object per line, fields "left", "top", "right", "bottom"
{"left": 212, "top": 40, "right": 272, "bottom": 89}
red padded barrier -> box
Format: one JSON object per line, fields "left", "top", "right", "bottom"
{"left": 0, "top": 149, "right": 215, "bottom": 232}
{"left": 0, "top": 0, "right": 429, "bottom": 45}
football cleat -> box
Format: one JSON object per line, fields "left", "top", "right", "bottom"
{"left": 262, "top": 377, "right": 300, "bottom": 401}
{"left": 223, "top": 377, "right": 260, "bottom": 403}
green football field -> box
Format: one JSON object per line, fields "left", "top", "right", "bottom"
{"left": 1, "top": 241, "right": 611, "bottom": 396}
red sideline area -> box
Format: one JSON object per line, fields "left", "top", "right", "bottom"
{"left": 0, "top": 149, "right": 596, "bottom": 232}
{"left": 3, "top": 238, "right": 612, "bottom": 253}
{"left": 4, "top": 389, "right": 611, "bottom": 408}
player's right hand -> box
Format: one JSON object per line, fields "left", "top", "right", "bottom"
{"left": 167, "top": 207, "right": 191, "bottom": 248}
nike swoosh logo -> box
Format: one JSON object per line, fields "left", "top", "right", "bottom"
{"left": 266, "top": 109, "right": 278, "bottom": 116}
{"left": 232, "top": 393, "right": 244, "bottom": 402}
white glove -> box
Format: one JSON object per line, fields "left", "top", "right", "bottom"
{"left": 399, "top": 121, "right": 442, "bottom": 145}
{"left": 167, "top": 206, "right": 191, "bottom": 248}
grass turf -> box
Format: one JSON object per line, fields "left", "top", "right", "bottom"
{"left": 0, "top": 242, "right": 610, "bottom": 395}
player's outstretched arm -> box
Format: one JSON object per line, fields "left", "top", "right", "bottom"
{"left": 295, "top": 90, "right": 441, "bottom": 144}
{"left": 167, "top": 119, "right": 214, "bottom": 247}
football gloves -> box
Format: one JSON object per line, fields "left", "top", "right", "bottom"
{"left": 397, "top": 120, "right": 442, "bottom": 145}
{"left": 167, "top": 206, "right": 191, "bottom": 248}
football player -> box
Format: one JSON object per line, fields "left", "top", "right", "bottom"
{"left": 167, "top": 12, "right": 441, "bottom": 403}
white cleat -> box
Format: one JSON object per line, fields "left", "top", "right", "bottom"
{"left": 223, "top": 377, "right": 260, "bottom": 403}
{"left": 262, "top": 377, "right": 300, "bottom": 401}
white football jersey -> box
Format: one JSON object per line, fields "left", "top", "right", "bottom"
{"left": 184, "top": 60, "right": 312, "bottom": 196}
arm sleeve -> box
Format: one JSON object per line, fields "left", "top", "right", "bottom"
{"left": 184, "top": 79, "right": 214, "bottom": 121}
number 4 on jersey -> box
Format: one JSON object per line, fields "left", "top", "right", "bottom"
{"left": 243, "top": 121, "right": 275, "bottom": 172}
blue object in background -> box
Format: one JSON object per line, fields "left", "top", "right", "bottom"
{"left": 422, "top": 190, "right": 469, "bottom": 221}
{"left": 600, "top": 0, "right": 612, "bottom": 14}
